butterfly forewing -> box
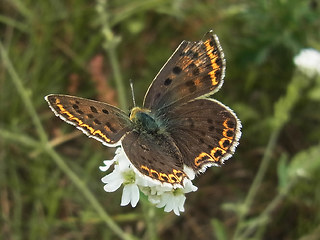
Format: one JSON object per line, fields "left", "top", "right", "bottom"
{"left": 163, "top": 98, "right": 241, "bottom": 173}
{"left": 143, "top": 31, "right": 225, "bottom": 111}
{"left": 45, "top": 94, "right": 132, "bottom": 146}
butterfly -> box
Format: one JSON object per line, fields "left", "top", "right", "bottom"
{"left": 45, "top": 30, "right": 241, "bottom": 185}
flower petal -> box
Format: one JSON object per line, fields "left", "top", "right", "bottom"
{"left": 101, "top": 170, "right": 121, "bottom": 183}
{"left": 103, "top": 179, "right": 122, "bottom": 192}
{"left": 130, "top": 184, "right": 140, "bottom": 207}
{"left": 121, "top": 184, "right": 140, "bottom": 207}
{"left": 99, "top": 160, "right": 116, "bottom": 172}
{"left": 173, "top": 205, "right": 180, "bottom": 216}
{"left": 163, "top": 199, "right": 174, "bottom": 213}
{"left": 121, "top": 185, "right": 131, "bottom": 206}
{"left": 147, "top": 194, "right": 161, "bottom": 204}
{"left": 183, "top": 165, "right": 196, "bottom": 180}
{"left": 177, "top": 195, "right": 186, "bottom": 212}
{"left": 156, "top": 192, "right": 170, "bottom": 209}
{"left": 183, "top": 179, "right": 198, "bottom": 193}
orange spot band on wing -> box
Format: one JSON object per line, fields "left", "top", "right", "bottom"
{"left": 54, "top": 98, "right": 111, "bottom": 143}
{"left": 204, "top": 40, "right": 220, "bottom": 86}
{"left": 223, "top": 129, "right": 234, "bottom": 139}
{"left": 219, "top": 137, "right": 231, "bottom": 150}
{"left": 173, "top": 169, "right": 185, "bottom": 182}
{"left": 222, "top": 118, "right": 235, "bottom": 140}
{"left": 194, "top": 152, "right": 215, "bottom": 166}
{"left": 210, "top": 147, "right": 226, "bottom": 161}
{"left": 140, "top": 165, "right": 186, "bottom": 184}
{"left": 194, "top": 117, "right": 237, "bottom": 167}
{"left": 223, "top": 119, "right": 234, "bottom": 130}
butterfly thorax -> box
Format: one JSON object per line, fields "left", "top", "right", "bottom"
{"left": 130, "top": 107, "right": 160, "bottom": 133}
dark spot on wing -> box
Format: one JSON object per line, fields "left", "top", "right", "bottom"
{"left": 90, "top": 106, "right": 98, "bottom": 113}
{"left": 193, "top": 52, "right": 199, "bottom": 59}
{"left": 94, "top": 119, "right": 101, "bottom": 125}
{"left": 164, "top": 78, "right": 172, "bottom": 86}
{"left": 155, "top": 92, "right": 161, "bottom": 100}
{"left": 227, "top": 120, "right": 235, "bottom": 128}
{"left": 188, "top": 63, "right": 196, "bottom": 68}
{"left": 214, "top": 149, "right": 222, "bottom": 157}
{"left": 200, "top": 131, "right": 206, "bottom": 136}
{"left": 223, "top": 139, "right": 230, "bottom": 148}
{"left": 141, "top": 167, "right": 149, "bottom": 175}
{"left": 192, "top": 67, "right": 200, "bottom": 76}
{"left": 106, "top": 121, "right": 116, "bottom": 133}
{"left": 215, "top": 69, "right": 222, "bottom": 79}
{"left": 151, "top": 172, "right": 158, "bottom": 178}
{"left": 76, "top": 109, "right": 84, "bottom": 115}
{"left": 172, "top": 66, "right": 182, "bottom": 75}
{"left": 102, "top": 109, "right": 109, "bottom": 114}
{"left": 226, "top": 130, "right": 234, "bottom": 137}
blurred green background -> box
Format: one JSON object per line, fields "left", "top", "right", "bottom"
{"left": 1, "top": 0, "right": 320, "bottom": 239}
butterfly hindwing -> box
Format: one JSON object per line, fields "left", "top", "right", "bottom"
{"left": 143, "top": 31, "right": 225, "bottom": 111}
{"left": 121, "top": 130, "right": 188, "bottom": 184}
{"left": 45, "top": 94, "right": 132, "bottom": 146}
{"left": 163, "top": 98, "right": 241, "bottom": 173}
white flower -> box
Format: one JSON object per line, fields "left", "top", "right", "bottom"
{"left": 294, "top": 48, "right": 320, "bottom": 78}
{"left": 154, "top": 178, "right": 197, "bottom": 215}
{"left": 100, "top": 147, "right": 198, "bottom": 215}
{"left": 100, "top": 149, "right": 140, "bottom": 207}
{"left": 156, "top": 190, "right": 186, "bottom": 215}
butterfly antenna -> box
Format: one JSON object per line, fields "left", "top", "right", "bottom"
{"left": 130, "top": 79, "right": 136, "bottom": 107}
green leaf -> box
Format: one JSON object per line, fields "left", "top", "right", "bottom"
{"left": 211, "top": 218, "right": 228, "bottom": 240}
{"left": 288, "top": 144, "right": 320, "bottom": 180}
{"left": 277, "top": 154, "right": 289, "bottom": 191}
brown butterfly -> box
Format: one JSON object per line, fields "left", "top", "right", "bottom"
{"left": 45, "top": 30, "right": 241, "bottom": 185}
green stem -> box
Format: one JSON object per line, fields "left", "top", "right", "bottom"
{"left": 233, "top": 72, "right": 310, "bottom": 239}
{"left": 96, "top": 0, "right": 128, "bottom": 111}
{"left": 253, "top": 181, "right": 293, "bottom": 239}
{"left": 244, "top": 128, "right": 280, "bottom": 209}
{"left": 1, "top": 41, "right": 134, "bottom": 240}
{"left": 45, "top": 145, "right": 135, "bottom": 240}
{"left": 0, "top": 41, "right": 48, "bottom": 144}
{"left": 107, "top": 46, "right": 128, "bottom": 110}
{"left": 142, "top": 200, "right": 158, "bottom": 240}
{"left": 233, "top": 128, "right": 280, "bottom": 239}
{"left": 242, "top": 181, "right": 293, "bottom": 239}
{"left": 0, "top": 129, "right": 39, "bottom": 148}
